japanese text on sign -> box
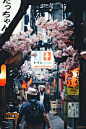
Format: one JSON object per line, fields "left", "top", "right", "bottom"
{"left": 67, "top": 81, "right": 79, "bottom": 95}
{"left": 0, "top": 0, "right": 21, "bottom": 34}
{"left": 65, "top": 67, "right": 79, "bottom": 87}
{"left": 31, "top": 51, "right": 54, "bottom": 69}
{"left": 2, "top": 0, "right": 11, "bottom": 32}
{"left": 67, "top": 102, "right": 79, "bottom": 118}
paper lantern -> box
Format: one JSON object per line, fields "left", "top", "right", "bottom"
{"left": 53, "top": 77, "right": 55, "bottom": 88}
{"left": 46, "top": 85, "right": 50, "bottom": 95}
{"left": 28, "top": 78, "right": 32, "bottom": 85}
{"left": 0, "top": 64, "right": 6, "bottom": 86}
{"left": 22, "top": 81, "right": 26, "bottom": 89}
{"left": 65, "top": 67, "right": 79, "bottom": 87}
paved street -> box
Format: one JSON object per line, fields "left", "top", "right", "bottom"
{"left": 20, "top": 112, "right": 73, "bottom": 129}
{"left": 0, "top": 112, "right": 73, "bottom": 129}
{"left": 46, "top": 114, "right": 73, "bottom": 129}
{"left": 0, "top": 114, "right": 73, "bottom": 129}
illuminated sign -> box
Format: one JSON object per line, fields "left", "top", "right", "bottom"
{"left": 67, "top": 81, "right": 79, "bottom": 95}
{"left": 65, "top": 67, "right": 79, "bottom": 87}
{"left": 31, "top": 51, "right": 54, "bottom": 69}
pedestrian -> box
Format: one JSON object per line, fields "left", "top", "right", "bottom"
{"left": 37, "top": 85, "right": 50, "bottom": 129}
{"left": 17, "top": 87, "right": 51, "bottom": 129}
{"left": 37, "top": 85, "right": 50, "bottom": 113}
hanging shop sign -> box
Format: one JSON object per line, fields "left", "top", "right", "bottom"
{"left": 0, "top": 0, "right": 21, "bottom": 35}
{"left": 65, "top": 67, "right": 79, "bottom": 87}
{"left": 0, "top": 64, "right": 6, "bottom": 86}
{"left": 31, "top": 51, "right": 54, "bottom": 69}
{"left": 67, "top": 102, "right": 79, "bottom": 118}
{"left": 67, "top": 81, "right": 79, "bottom": 95}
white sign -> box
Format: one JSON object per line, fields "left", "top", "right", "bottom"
{"left": 67, "top": 102, "right": 79, "bottom": 118}
{"left": 31, "top": 51, "right": 54, "bottom": 69}
{"left": 0, "top": 0, "right": 22, "bottom": 35}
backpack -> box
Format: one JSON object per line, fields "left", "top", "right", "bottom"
{"left": 25, "top": 100, "right": 44, "bottom": 125}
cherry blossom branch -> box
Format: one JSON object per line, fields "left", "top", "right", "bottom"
{"left": 36, "top": 17, "right": 79, "bottom": 73}
{"left": 19, "top": 60, "right": 49, "bottom": 81}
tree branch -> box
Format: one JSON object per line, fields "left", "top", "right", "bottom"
{"left": 8, "top": 52, "right": 31, "bottom": 78}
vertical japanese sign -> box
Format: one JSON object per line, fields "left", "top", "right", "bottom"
{"left": 31, "top": 51, "right": 54, "bottom": 69}
{"left": 0, "top": 0, "right": 21, "bottom": 35}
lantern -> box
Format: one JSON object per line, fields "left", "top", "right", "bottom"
{"left": 65, "top": 67, "right": 79, "bottom": 87}
{"left": 0, "top": 64, "right": 6, "bottom": 86}
{"left": 46, "top": 85, "right": 50, "bottom": 95}
{"left": 53, "top": 77, "right": 55, "bottom": 88}
{"left": 22, "top": 81, "right": 26, "bottom": 89}
{"left": 28, "top": 78, "right": 32, "bottom": 85}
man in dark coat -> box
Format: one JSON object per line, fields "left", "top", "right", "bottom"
{"left": 37, "top": 85, "right": 50, "bottom": 113}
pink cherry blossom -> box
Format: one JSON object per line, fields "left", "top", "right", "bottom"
{"left": 2, "top": 16, "right": 79, "bottom": 74}
{"left": 19, "top": 60, "right": 49, "bottom": 81}
{"left": 54, "top": 50, "right": 62, "bottom": 58}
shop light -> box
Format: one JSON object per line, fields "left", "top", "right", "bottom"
{"left": 0, "top": 64, "right": 6, "bottom": 86}
{"left": 28, "top": 78, "right": 32, "bottom": 84}
{"left": 53, "top": 77, "right": 55, "bottom": 88}
{"left": 22, "top": 81, "right": 26, "bottom": 89}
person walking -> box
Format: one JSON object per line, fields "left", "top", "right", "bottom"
{"left": 17, "top": 87, "right": 51, "bottom": 129}
{"left": 37, "top": 85, "right": 50, "bottom": 114}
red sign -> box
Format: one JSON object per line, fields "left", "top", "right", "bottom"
{"left": 43, "top": 52, "right": 51, "bottom": 61}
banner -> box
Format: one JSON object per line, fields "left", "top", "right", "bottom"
{"left": 0, "top": 0, "right": 22, "bottom": 34}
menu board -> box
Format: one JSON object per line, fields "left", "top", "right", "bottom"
{"left": 67, "top": 102, "right": 79, "bottom": 118}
